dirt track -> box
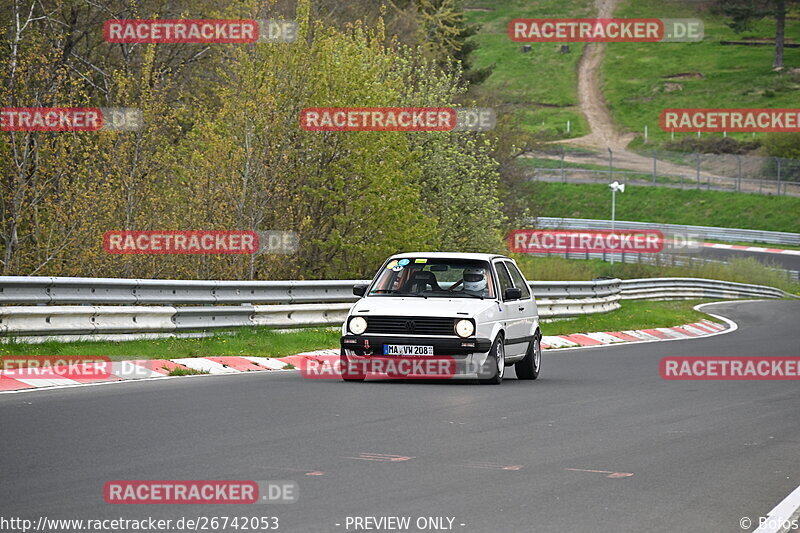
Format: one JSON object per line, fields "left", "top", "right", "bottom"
{"left": 563, "top": 0, "right": 636, "bottom": 150}
{"left": 535, "top": 0, "right": 787, "bottom": 194}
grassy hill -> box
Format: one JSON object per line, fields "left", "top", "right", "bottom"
{"left": 605, "top": 0, "right": 800, "bottom": 147}
{"left": 465, "top": 0, "right": 592, "bottom": 137}
{"left": 528, "top": 182, "right": 800, "bottom": 232}
{"left": 466, "top": 0, "right": 800, "bottom": 146}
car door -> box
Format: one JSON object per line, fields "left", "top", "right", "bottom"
{"left": 503, "top": 260, "right": 537, "bottom": 355}
{"left": 492, "top": 259, "right": 526, "bottom": 358}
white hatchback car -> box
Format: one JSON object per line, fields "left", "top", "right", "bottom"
{"left": 340, "top": 253, "right": 542, "bottom": 384}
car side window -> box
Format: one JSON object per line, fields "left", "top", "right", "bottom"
{"left": 494, "top": 262, "right": 514, "bottom": 300}
{"left": 504, "top": 261, "right": 531, "bottom": 299}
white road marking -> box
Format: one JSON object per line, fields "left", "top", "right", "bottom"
{"left": 681, "top": 324, "right": 710, "bottom": 336}
{"left": 584, "top": 332, "right": 625, "bottom": 344}
{"left": 753, "top": 485, "right": 800, "bottom": 533}
{"left": 542, "top": 336, "right": 579, "bottom": 348}
{"left": 655, "top": 328, "right": 688, "bottom": 339}
{"left": 170, "top": 357, "right": 236, "bottom": 374}
{"left": 621, "top": 330, "right": 662, "bottom": 341}
{"left": 244, "top": 356, "right": 289, "bottom": 370}
{"left": 14, "top": 377, "right": 81, "bottom": 387}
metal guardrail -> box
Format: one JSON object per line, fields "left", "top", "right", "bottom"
{"left": 620, "top": 277, "right": 790, "bottom": 301}
{"left": 533, "top": 217, "right": 800, "bottom": 246}
{"left": 524, "top": 250, "right": 800, "bottom": 283}
{"left": 0, "top": 276, "right": 791, "bottom": 339}
{"left": 0, "top": 277, "right": 363, "bottom": 305}
{"left": 531, "top": 279, "right": 621, "bottom": 318}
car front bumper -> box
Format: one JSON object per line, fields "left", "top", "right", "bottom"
{"left": 340, "top": 335, "right": 495, "bottom": 379}
{"left": 340, "top": 334, "right": 492, "bottom": 356}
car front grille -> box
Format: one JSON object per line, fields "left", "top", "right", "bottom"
{"left": 365, "top": 316, "right": 457, "bottom": 336}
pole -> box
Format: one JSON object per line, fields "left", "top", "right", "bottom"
{"left": 652, "top": 151, "right": 657, "bottom": 184}
{"left": 696, "top": 153, "right": 701, "bottom": 189}
{"left": 737, "top": 155, "right": 742, "bottom": 192}
{"left": 610, "top": 188, "right": 616, "bottom": 266}
{"left": 608, "top": 148, "right": 613, "bottom": 182}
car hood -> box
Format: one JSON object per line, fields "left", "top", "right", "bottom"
{"left": 349, "top": 296, "right": 497, "bottom": 318}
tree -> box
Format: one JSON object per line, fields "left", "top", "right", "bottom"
{"left": 713, "top": 0, "right": 799, "bottom": 69}
{"left": 1, "top": 0, "right": 505, "bottom": 279}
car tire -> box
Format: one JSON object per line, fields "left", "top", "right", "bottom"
{"left": 515, "top": 334, "right": 541, "bottom": 380}
{"left": 479, "top": 335, "right": 505, "bottom": 385}
{"left": 340, "top": 352, "right": 365, "bottom": 382}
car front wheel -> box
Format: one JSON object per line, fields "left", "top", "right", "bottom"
{"left": 515, "top": 335, "right": 541, "bottom": 380}
{"left": 479, "top": 335, "right": 505, "bottom": 385}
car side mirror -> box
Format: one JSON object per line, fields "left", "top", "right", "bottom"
{"left": 353, "top": 284, "right": 368, "bottom": 297}
{"left": 504, "top": 287, "right": 522, "bottom": 300}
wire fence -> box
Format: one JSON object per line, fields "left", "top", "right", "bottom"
{"left": 524, "top": 147, "right": 800, "bottom": 196}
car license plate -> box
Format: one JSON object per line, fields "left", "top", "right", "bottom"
{"left": 383, "top": 344, "right": 434, "bottom": 356}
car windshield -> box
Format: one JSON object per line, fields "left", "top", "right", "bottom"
{"left": 368, "top": 258, "right": 495, "bottom": 299}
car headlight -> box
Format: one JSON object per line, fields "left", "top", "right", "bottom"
{"left": 348, "top": 316, "right": 367, "bottom": 335}
{"left": 455, "top": 319, "right": 474, "bottom": 338}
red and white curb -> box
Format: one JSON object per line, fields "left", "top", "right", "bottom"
{"left": 702, "top": 242, "right": 800, "bottom": 256}
{"left": 0, "top": 311, "right": 733, "bottom": 393}
{"left": 541, "top": 319, "right": 727, "bottom": 350}
{"left": 0, "top": 355, "right": 310, "bottom": 393}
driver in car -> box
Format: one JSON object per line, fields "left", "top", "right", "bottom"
{"left": 461, "top": 267, "right": 488, "bottom": 296}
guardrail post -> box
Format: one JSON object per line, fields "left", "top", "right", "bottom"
{"left": 652, "top": 152, "right": 657, "bottom": 184}
{"left": 736, "top": 155, "right": 742, "bottom": 192}
{"left": 695, "top": 153, "right": 701, "bottom": 189}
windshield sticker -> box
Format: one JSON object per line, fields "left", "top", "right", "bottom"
{"left": 386, "top": 260, "right": 399, "bottom": 270}
{"left": 414, "top": 258, "right": 427, "bottom": 263}
{"left": 398, "top": 258, "right": 410, "bottom": 266}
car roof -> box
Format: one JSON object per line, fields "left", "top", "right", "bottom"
{"left": 390, "top": 252, "right": 509, "bottom": 262}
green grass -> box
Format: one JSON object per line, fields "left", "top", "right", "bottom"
{"left": 514, "top": 254, "right": 799, "bottom": 294}
{"left": 542, "top": 299, "right": 711, "bottom": 336}
{"left": 465, "top": 0, "right": 592, "bottom": 137}
{"left": 466, "top": 0, "right": 800, "bottom": 147}
{"left": 167, "top": 367, "right": 210, "bottom": 376}
{"left": 0, "top": 303, "right": 721, "bottom": 360}
{"left": 604, "top": 0, "right": 800, "bottom": 147}
{"left": 527, "top": 181, "right": 800, "bottom": 232}
{"left": 0, "top": 327, "right": 340, "bottom": 359}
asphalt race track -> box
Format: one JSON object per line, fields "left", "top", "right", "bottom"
{"left": 696, "top": 247, "right": 800, "bottom": 272}
{"left": 1, "top": 300, "right": 798, "bottom": 533}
